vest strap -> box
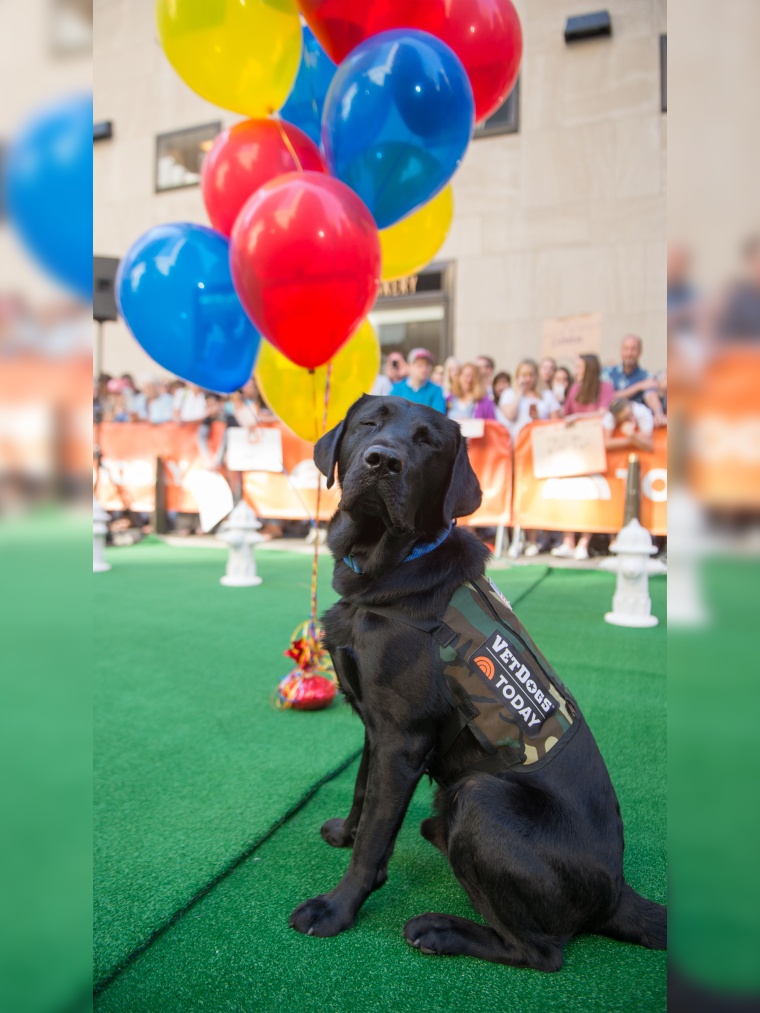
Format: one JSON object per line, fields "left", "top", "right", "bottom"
{"left": 361, "top": 601, "right": 526, "bottom": 773}
{"left": 437, "top": 699, "right": 479, "bottom": 756}
{"left": 360, "top": 604, "right": 456, "bottom": 647}
{"left": 464, "top": 746, "right": 525, "bottom": 776}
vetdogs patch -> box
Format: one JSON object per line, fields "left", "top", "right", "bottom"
{"left": 468, "top": 630, "right": 558, "bottom": 738}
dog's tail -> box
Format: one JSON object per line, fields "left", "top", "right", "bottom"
{"left": 596, "top": 883, "right": 667, "bottom": 950}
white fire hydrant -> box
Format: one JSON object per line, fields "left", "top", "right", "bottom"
{"left": 216, "top": 500, "right": 265, "bottom": 587}
{"left": 604, "top": 518, "right": 659, "bottom": 628}
{"left": 93, "top": 497, "right": 111, "bottom": 573}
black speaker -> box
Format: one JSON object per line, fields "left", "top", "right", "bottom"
{"left": 564, "top": 11, "right": 612, "bottom": 43}
{"left": 93, "top": 256, "right": 120, "bottom": 323}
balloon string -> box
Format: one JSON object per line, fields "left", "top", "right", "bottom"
{"left": 309, "top": 361, "right": 333, "bottom": 633}
{"left": 277, "top": 117, "right": 303, "bottom": 172}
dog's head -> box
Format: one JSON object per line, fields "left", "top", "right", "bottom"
{"left": 314, "top": 395, "right": 481, "bottom": 536}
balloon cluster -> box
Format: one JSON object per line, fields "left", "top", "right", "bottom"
{"left": 117, "top": 0, "right": 522, "bottom": 424}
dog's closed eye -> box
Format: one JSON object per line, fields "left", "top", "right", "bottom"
{"left": 360, "top": 420, "right": 377, "bottom": 427}
{"left": 413, "top": 427, "right": 436, "bottom": 447}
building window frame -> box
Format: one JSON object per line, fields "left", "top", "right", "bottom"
{"left": 50, "top": 0, "right": 93, "bottom": 56}
{"left": 660, "top": 34, "right": 667, "bottom": 113}
{"left": 155, "top": 122, "right": 221, "bottom": 194}
{"left": 371, "top": 260, "right": 455, "bottom": 364}
{"left": 473, "top": 78, "right": 520, "bottom": 139}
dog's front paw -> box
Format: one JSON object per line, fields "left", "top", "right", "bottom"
{"left": 289, "top": 894, "right": 355, "bottom": 937}
{"left": 320, "top": 817, "right": 356, "bottom": 848}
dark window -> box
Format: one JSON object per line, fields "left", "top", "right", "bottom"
{"left": 474, "top": 79, "right": 520, "bottom": 139}
{"left": 155, "top": 123, "right": 221, "bottom": 192}
{"left": 564, "top": 10, "right": 612, "bottom": 43}
{"left": 371, "top": 263, "right": 453, "bottom": 364}
{"left": 93, "top": 121, "right": 113, "bottom": 142}
{"left": 660, "top": 34, "right": 667, "bottom": 113}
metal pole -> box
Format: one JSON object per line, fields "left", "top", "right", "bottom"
{"left": 622, "top": 453, "right": 641, "bottom": 526}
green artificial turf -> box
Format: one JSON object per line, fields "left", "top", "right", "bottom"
{"left": 95, "top": 555, "right": 665, "bottom": 1011}
{"left": 93, "top": 539, "right": 365, "bottom": 987}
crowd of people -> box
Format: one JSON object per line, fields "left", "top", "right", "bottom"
{"left": 371, "top": 335, "right": 666, "bottom": 440}
{"left": 94, "top": 375, "right": 272, "bottom": 427}
{"left": 367, "top": 335, "right": 666, "bottom": 560}
{"left": 94, "top": 333, "right": 666, "bottom": 559}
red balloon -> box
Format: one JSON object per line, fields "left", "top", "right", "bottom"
{"left": 298, "top": 0, "right": 522, "bottom": 123}
{"left": 230, "top": 172, "right": 381, "bottom": 370}
{"left": 201, "top": 119, "right": 325, "bottom": 237}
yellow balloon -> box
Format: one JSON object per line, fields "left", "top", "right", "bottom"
{"left": 156, "top": 0, "right": 301, "bottom": 117}
{"left": 255, "top": 321, "right": 380, "bottom": 443}
{"left": 379, "top": 186, "right": 454, "bottom": 282}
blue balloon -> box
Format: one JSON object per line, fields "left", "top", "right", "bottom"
{"left": 322, "top": 30, "right": 474, "bottom": 229}
{"left": 116, "top": 224, "right": 261, "bottom": 394}
{"left": 3, "top": 93, "right": 93, "bottom": 300}
{"left": 280, "top": 25, "right": 336, "bottom": 148}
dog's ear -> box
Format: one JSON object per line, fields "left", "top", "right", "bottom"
{"left": 442, "top": 433, "right": 482, "bottom": 524}
{"left": 314, "top": 418, "right": 346, "bottom": 489}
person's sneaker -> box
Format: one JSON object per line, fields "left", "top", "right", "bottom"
{"left": 524, "top": 542, "right": 540, "bottom": 557}
{"left": 550, "top": 543, "right": 574, "bottom": 558}
{"left": 574, "top": 544, "right": 590, "bottom": 561}
{"left": 507, "top": 542, "right": 522, "bottom": 559}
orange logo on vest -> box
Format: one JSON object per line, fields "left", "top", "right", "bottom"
{"left": 473, "top": 656, "right": 495, "bottom": 680}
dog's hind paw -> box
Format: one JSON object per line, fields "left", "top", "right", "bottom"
{"left": 403, "top": 913, "right": 462, "bottom": 955}
{"left": 320, "top": 817, "right": 356, "bottom": 848}
{"left": 289, "top": 894, "right": 355, "bottom": 937}
{"left": 403, "top": 913, "right": 565, "bottom": 970}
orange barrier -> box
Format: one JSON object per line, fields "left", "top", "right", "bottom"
{"left": 685, "top": 350, "right": 760, "bottom": 509}
{"left": 460, "top": 421, "right": 512, "bottom": 526}
{"left": 96, "top": 421, "right": 341, "bottom": 517}
{"left": 96, "top": 422, "right": 223, "bottom": 512}
{"left": 242, "top": 423, "right": 340, "bottom": 521}
{"left": 95, "top": 419, "right": 511, "bottom": 525}
{"left": 0, "top": 355, "right": 92, "bottom": 477}
{"left": 512, "top": 421, "right": 667, "bottom": 536}
{"left": 96, "top": 418, "right": 666, "bottom": 535}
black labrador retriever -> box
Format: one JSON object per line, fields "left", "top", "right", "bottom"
{"left": 289, "top": 394, "right": 666, "bottom": 970}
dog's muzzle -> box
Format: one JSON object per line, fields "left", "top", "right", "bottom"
{"left": 363, "top": 445, "right": 404, "bottom": 477}
{"left": 339, "top": 444, "right": 416, "bottom": 533}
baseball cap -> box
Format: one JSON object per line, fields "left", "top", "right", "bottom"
{"left": 409, "top": 347, "right": 434, "bottom": 363}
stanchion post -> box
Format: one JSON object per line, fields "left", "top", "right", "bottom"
{"left": 622, "top": 453, "right": 641, "bottom": 527}
{"left": 154, "top": 455, "right": 168, "bottom": 534}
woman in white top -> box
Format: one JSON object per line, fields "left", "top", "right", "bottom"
{"left": 500, "top": 359, "right": 562, "bottom": 558}
{"left": 499, "top": 358, "right": 562, "bottom": 440}
{"left": 172, "top": 383, "right": 208, "bottom": 423}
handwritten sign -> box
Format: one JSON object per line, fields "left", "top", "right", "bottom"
{"left": 226, "top": 427, "right": 283, "bottom": 473}
{"left": 184, "top": 470, "right": 234, "bottom": 532}
{"left": 530, "top": 419, "right": 607, "bottom": 479}
{"left": 459, "top": 418, "right": 485, "bottom": 439}
{"left": 541, "top": 312, "right": 602, "bottom": 362}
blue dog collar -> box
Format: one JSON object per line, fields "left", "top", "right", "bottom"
{"left": 343, "top": 521, "right": 455, "bottom": 575}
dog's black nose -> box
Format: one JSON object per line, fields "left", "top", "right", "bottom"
{"left": 363, "top": 445, "right": 403, "bottom": 475}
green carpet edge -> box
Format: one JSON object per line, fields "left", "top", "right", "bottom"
{"left": 93, "top": 745, "right": 363, "bottom": 997}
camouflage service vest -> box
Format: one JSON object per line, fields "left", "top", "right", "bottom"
{"left": 364, "top": 575, "right": 580, "bottom": 779}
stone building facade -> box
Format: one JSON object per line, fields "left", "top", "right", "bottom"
{"left": 93, "top": 0, "right": 667, "bottom": 379}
